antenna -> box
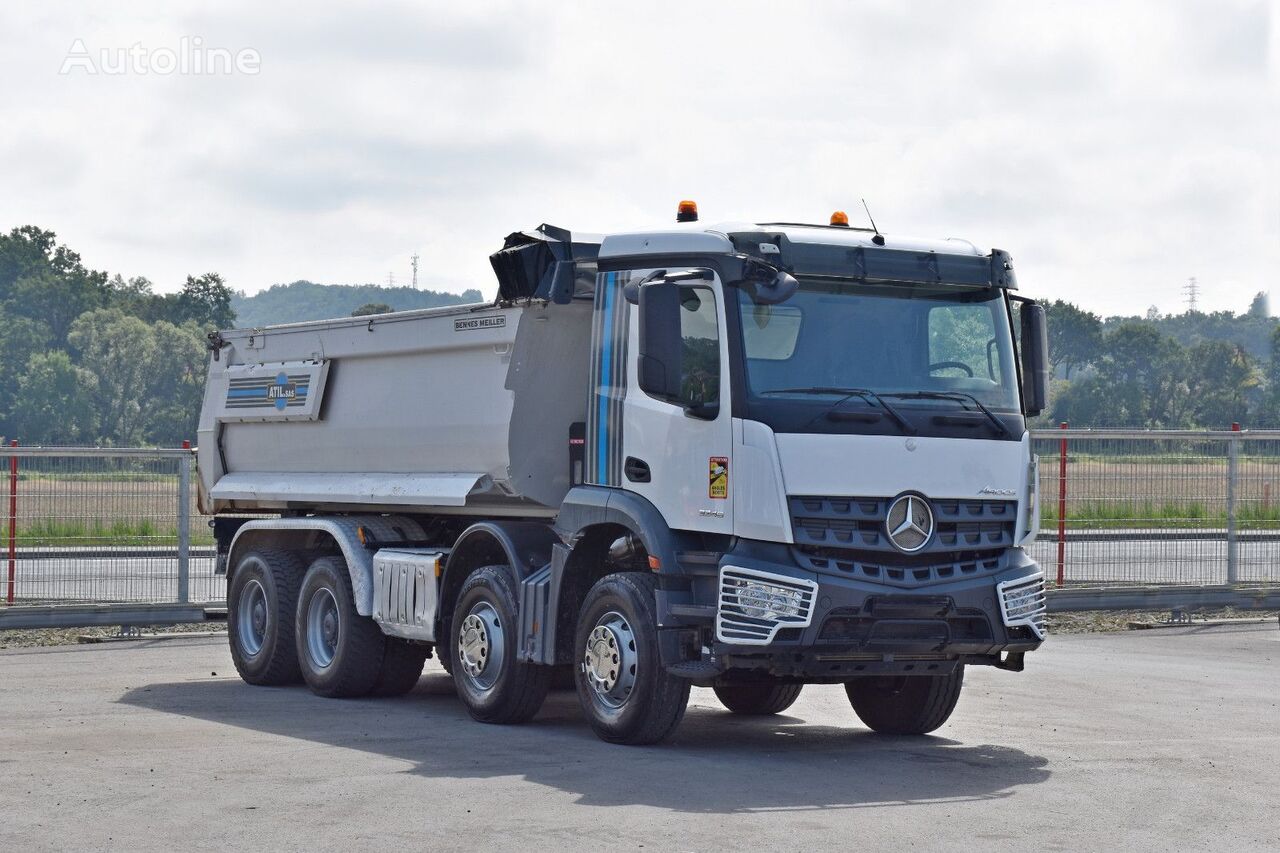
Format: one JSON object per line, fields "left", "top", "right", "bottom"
{"left": 387, "top": 272, "right": 395, "bottom": 287}
{"left": 1183, "top": 276, "right": 1199, "bottom": 313}
{"left": 861, "top": 198, "right": 886, "bottom": 245}
{"left": 410, "top": 253, "right": 420, "bottom": 290}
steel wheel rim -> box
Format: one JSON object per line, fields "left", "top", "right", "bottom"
{"left": 457, "top": 601, "right": 504, "bottom": 692}
{"left": 583, "top": 610, "right": 638, "bottom": 709}
{"left": 237, "top": 578, "right": 268, "bottom": 657}
{"left": 306, "top": 586, "right": 340, "bottom": 670}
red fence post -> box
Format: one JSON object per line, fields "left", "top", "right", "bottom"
{"left": 1057, "top": 423, "right": 1067, "bottom": 588}
{"left": 7, "top": 439, "right": 17, "bottom": 605}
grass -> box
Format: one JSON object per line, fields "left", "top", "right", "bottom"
{"left": 1041, "top": 500, "right": 1280, "bottom": 529}
{"left": 16, "top": 471, "right": 176, "bottom": 483}
{"left": 4, "top": 518, "right": 213, "bottom": 548}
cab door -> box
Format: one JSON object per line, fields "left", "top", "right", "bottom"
{"left": 588, "top": 268, "right": 733, "bottom": 535}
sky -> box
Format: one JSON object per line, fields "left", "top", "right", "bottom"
{"left": 1, "top": 1, "right": 1276, "bottom": 316}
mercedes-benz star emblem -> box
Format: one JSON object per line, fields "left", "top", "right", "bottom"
{"left": 885, "top": 494, "right": 934, "bottom": 553}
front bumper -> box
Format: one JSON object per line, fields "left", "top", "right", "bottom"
{"left": 658, "top": 541, "right": 1045, "bottom": 681}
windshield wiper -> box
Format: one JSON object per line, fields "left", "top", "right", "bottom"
{"left": 880, "top": 391, "right": 1010, "bottom": 438}
{"left": 765, "top": 387, "right": 917, "bottom": 435}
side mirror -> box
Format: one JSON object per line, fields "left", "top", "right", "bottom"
{"left": 1019, "top": 303, "right": 1049, "bottom": 416}
{"left": 638, "top": 280, "right": 682, "bottom": 401}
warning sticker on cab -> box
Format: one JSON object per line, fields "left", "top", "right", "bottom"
{"left": 709, "top": 457, "right": 728, "bottom": 499}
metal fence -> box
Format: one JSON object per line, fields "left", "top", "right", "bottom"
{"left": 1027, "top": 428, "right": 1280, "bottom": 590}
{"left": 1, "top": 445, "right": 223, "bottom": 624}
{"left": 1, "top": 433, "right": 1278, "bottom": 629}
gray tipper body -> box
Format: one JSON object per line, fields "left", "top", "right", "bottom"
{"left": 197, "top": 300, "right": 591, "bottom": 518}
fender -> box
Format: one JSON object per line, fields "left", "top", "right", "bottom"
{"left": 444, "top": 520, "right": 561, "bottom": 581}
{"left": 226, "top": 515, "right": 427, "bottom": 616}
{"left": 553, "top": 486, "right": 680, "bottom": 572}
{"left": 436, "top": 520, "right": 560, "bottom": 641}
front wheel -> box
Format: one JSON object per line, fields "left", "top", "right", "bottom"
{"left": 713, "top": 682, "right": 803, "bottom": 716}
{"left": 575, "top": 572, "right": 689, "bottom": 745}
{"left": 844, "top": 666, "right": 965, "bottom": 735}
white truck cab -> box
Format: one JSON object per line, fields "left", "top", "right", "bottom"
{"left": 200, "top": 203, "right": 1050, "bottom": 744}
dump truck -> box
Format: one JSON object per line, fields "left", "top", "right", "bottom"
{"left": 198, "top": 203, "right": 1050, "bottom": 744}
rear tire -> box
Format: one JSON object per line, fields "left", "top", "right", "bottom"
{"left": 371, "top": 638, "right": 429, "bottom": 697}
{"left": 450, "top": 566, "right": 550, "bottom": 723}
{"left": 575, "top": 572, "right": 689, "bottom": 745}
{"left": 295, "top": 556, "right": 386, "bottom": 698}
{"left": 227, "top": 549, "right": 304, "bottom": 686}
{"left": 713, "top": 682, "right": 803, "bottom": 715}
{"left": 844, "top": 666, "right": 965, "bottom": 735}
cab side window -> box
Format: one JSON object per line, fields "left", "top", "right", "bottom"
{"left": 679, "top": 286, "right": 719, "bottom": 407}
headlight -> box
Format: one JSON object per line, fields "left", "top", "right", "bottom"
{"left": 724, "top": 577, "right": 807, "bottom": 621}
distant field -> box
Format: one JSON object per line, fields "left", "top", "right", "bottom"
{"left": 1038, "top": 456, "right": 1280, "bottom": 529}
{"left": 3, "top": 457, "right": 1278, "bottom": 545}
{"left": 2, "top": 476, "right": 212, "bottom": 547}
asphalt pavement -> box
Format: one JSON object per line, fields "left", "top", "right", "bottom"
{"left": 0, "top": 623, "right": 1277, "bottom": 851}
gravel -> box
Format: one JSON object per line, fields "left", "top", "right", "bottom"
{"left": 0, "top": 621, "right": 226, "bottom": 649}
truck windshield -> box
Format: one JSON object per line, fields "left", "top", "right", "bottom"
{"left": 734, "top": 278, "right": 1021, "bottom": 433}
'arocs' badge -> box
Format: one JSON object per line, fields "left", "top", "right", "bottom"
{"left": 709, "top": 457, "right": 728, "bottom": 499}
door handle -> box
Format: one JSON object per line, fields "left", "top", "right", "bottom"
{"left": 624, "top": 457, "right": 651, "bottom": 483}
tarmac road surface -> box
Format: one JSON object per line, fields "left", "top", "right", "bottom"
{"left": 0, "top": 623, "right": 1277, "bottom": 851}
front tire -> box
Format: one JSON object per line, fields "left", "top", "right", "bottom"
{"left": 844, "top": 666, "right": 965, "bottom": 735}
{"left": 713, "top": 682, "right": 803, "bottom": 716}
{"left": 295, "top": 556, "right": 386, "bottom": 698}
{"left": 227, "top": 549, "right": 304, "bottom": 686}
{"left": 449, "top": 565, "right": 550, "bottom": 723}
{"left": 575, "top": 572, "right": 689, "bottom": 745}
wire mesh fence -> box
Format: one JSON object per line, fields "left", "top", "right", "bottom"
{"left": 2, "top": 434, "right": 1277, "bottom": 621}
{"left": 1028, "top": 429, "right": 1280, "bottom": 588}
{"left": 1, "top": 445, "right": 223, "bottom": 606}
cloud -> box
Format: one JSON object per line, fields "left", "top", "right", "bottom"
{"left": 0, "top": 0, "right": 1274, "bottom": 314}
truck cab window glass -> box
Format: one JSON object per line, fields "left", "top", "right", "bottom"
{"left": 736, "top": 279, "right": 1021, "bottom": 432}
{"left": 740, "top": 304, "right": 802, "bottom": 361}
{"left": 927, "top": 303, "right": 1004, "bottom": 384}
{"left": 680, "top": 286, "right": 720, "bottom": 406}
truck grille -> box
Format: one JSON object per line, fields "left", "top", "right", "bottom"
{"left": 794, "top": 549, "right": 1010, "bottom": 588}
{"left": 716, "top": 566, "right": 818, "bottom": 646}
{"left": 790, "top": 495, "right": 1017, "bottom": 556}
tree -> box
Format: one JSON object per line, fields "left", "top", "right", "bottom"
{"left": 1256, "top": 324, "right": 1280, "bottom": 425}
{"left": 0, "top": 306, "right": 52, "bottom": 426}
{"left": 141, "top": 320, "right": 207, "bottom": 445}
{"left": 1052, "top": 323, "right": 1192, "bottom": 428}
{"left": 1187, "top": 340, "right": 1258, "bottom": 427}
{"left": 176, "top": 272, "right": 235, "bottom": 329}
{"left": 1247, "top": 292, "right": 1271, "bottom": 319}
{"left": 351, "top": 302, "right": 393, "bottom": 316}
{"left": 1044, "top": 300, "right": 1102, "bottom": 379}
{"left": 67, "top": 309, "right": 157, "bottom": 444}
{"left": 0, "top": 227, "right": 107, "bottom": 345}
{"left": 10, "top": 350, "right": 94, "bottom": 443}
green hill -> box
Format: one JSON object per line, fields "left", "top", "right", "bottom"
{"left": 231, "top": 280, "right": 484, "bottom": 328}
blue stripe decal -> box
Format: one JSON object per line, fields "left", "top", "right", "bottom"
{"left": 596, "top": 271, "right": 616, "bottom": 484}
{"left": 226, "top": 386, "right": 308, "bottom": 400}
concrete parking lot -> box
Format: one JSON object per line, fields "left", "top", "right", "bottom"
{"left": 0, "top": 624, "right": 1277, "bottom": 851}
